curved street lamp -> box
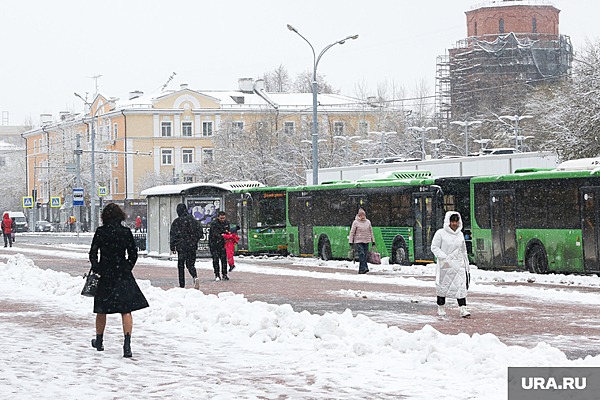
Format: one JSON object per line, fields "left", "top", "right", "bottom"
{"left": 407, "top": 126, "right": 438, "bottom": 160}
{"left": 369, "top": 131, "right": 397, "bottom": 158}
{"left": 450, "top": 120, "right": 482, "bottom": 156}
{"left": 427, "top": 138, "right": 445, "bottom": 159}
{"left": 333, "top": 135, "right": 360, "bottom": 165}
{"left": 498, "top": 114, "right": 532, "bottom": 151}
{"left": 287, "top": 24, "right": 359, "bottom": 185}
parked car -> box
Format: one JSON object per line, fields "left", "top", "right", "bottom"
{"left": 35, "top": 220, "right": 53, "bottom": 232}
{"left": 359, "top": 158, "right": 383, "bottom": 165}
{"left": 480, "top": 148, "right": 518, "bottom": 155}
{"left": 381, "top": 156, "right": 420, "bottom": 163}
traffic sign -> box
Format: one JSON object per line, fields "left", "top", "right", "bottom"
{"left": 73, "top": 188, "right": 84, "bottom": 206}
{"left": 22, "top": 196, "right": 34, "bottom": 208}
{"left": 50, "top": 196, "right": 62, "bottom": 208}
{"left": 98, "top": 186, "right": 107, "bottom": 196}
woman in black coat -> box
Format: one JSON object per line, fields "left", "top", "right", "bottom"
{"left": 89, "top": 203, "right": 149, "bottom": 358}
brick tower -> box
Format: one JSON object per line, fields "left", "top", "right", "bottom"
{"left": 435, "top": 0, "right": 572, "bottom": 121}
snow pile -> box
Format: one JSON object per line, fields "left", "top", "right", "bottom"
{"left": 1, "top": 253, "right": 599, "bottom": 399}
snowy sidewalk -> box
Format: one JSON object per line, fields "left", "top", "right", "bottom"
{"left": 2, "top": 253, "right": 600, "bottom": 399}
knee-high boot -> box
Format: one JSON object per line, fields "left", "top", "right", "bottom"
{"left": 91, "top": 334, "right": 104, "bottom": 351}
{"left": 123, "top": 333, "right": 132, "bottom": 358}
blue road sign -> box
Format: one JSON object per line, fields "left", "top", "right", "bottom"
{"left": 50, "top": 196, "right": 62, "bottom": 208}
{"left": 22, "top": 196, "right": 34, "bottom": 208}
{"left": 73, "top": 188, "right": 84, "bottom": 206}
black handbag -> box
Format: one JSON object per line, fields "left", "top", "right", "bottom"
{"left": 81, "top": 267, "right": 101, "bottom": 297}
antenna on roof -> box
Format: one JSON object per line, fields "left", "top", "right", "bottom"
{"left": 161, "top": 72, "right": 177, "bottom": 91}
{"left": 90, "top": 74, "right": 102, "bottom": 94}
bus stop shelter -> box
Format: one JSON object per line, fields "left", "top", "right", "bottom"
{"left": 140, "top": 181, "right": 263, "bottom": 257}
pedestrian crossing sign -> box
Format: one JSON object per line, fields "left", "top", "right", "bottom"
{"left": 50, "top": 196, "right": 62, "bottom": 208}
{"left": 98, "top": 186, "right": 107, "bottom": 196}
{"left": 22, "top": 196, "right": 34, "bottom": 208}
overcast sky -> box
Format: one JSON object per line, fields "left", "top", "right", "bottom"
{"left": 1, "top": 0, "right": 597, "bottom": 126}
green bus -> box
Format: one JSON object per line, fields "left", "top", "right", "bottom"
{"left": 285, "top": 171, "right": 471, "bottom": 264}
{"left": 225, "top": 186, "right": 288, "bottom": 255}
{"left": 471, "top": 158, "right": 600, "bottom": 273}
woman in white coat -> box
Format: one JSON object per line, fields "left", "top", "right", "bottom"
{"left": 431, "top": 211, "right": 471, "bottom": 318}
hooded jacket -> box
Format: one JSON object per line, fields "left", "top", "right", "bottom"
{"left": 431, "top": 211, "right": 470, "bottom": 299}
{"left": 170, "top": 203, "right": 202, "bottom": 252}
{"left": 349, "top": 213, "right": 375, "bottom": 244}
{"left": 1, "top": 213, "right": 12, "bottom": 234}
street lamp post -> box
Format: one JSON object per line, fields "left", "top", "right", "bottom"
{"left": 499, "top": 114, "right": 532, "bottom": 151}
{"left": 287, "top": 24, "right": 358, "bottom": 185}
{"left": 473, "top": 138, "right": 492, "bottom": 153}
{"left": 333, "top": 135, "right": 360, "bottom": 165}
{"left": 450, "top": 120, "right": 482, "bottom": 156}
{"left": 369, "top": 131, "right": 396, "bottom": 159}
{"left": 427, "top": 139, "right": 445, "bottom": 159}
{"left": 407, "top": 126, "right": 438, "bottom": 160}
{"left": 74, "top": 92, "right": 112, "bottom": 231}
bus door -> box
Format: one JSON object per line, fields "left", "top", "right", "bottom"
{"left": 296, "top": 196, "right": 314, "bottom": 256}
{"left": 236, "top": 196, "right": 250, "bottom": 252}
{"left": 580, "top": 187, "right": 600, "bottom": 272}
{"left": 412, "top": 192, "right": 436, "bottom": 261}
{"left": 490, "top": 190, "right": 517, "bottom": 267}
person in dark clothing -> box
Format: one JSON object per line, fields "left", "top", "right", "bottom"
{"left": 170, "top": 203, "right": 202, "bottom": 289}
{"left": 209, "top": 211, "right": 229, "bottom": 281}
{"left": 88, "top": 203, "right": 149, "bottom": 358}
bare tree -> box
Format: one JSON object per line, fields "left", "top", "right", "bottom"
{"left": 293, "top": 70, "right": 338, "bottom": 94}
{"left": 262, "top": 65, "right": 292, "bottom": 93}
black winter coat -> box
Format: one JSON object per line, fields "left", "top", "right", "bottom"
{"left": 208, "top": 218, "right": 229, "bottom": 251}
{"left": 88, "top": 222, "right": 149, "bottom": 314}
{"left": 170, "top": 213, "right": 202, "bottom": 252}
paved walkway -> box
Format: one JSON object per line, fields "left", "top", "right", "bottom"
{"left": 6, "top": 243, "right": 600, "bottom": 360}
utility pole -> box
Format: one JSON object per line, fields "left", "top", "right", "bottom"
{"left": 75, "top": 134, "right": 83, "bottom": 235}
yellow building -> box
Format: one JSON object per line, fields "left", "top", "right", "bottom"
{"left": 22, "top": 80, "right": 381, "bottom": 227}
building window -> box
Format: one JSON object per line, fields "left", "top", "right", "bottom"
{"left": 333, "top": 121, "right": 344, "bottom": 135}
{"left": 532, "top": 17, "right": 537, "bottom": 33}
{"left": 113, "top": 123, "right": 118, "bottom": 139}
{"left": 284, "top": 121, "right": 295, "bottom": 135}
{"left": 499, "top": 18, "right": 504, "bottom": 34}
{"left": 114, "top": 153, "right": 118, "bottom": 167}
{"left": 113, "top": 178, "right": 119, "bottom": 194}
{"left": 202, "top": 148, "right": 213, "bottom": 164}
{"left": 474, "top": 22, "right": 478, "bottom": 36}
{"left": 183, "top": 175, "right": 194, "bottom": 183}
{"left": 232, "top": 122, "right": 244, "bottom": 132}
{"left": 202, "top": 121, "right": 213, "bottom": 137}
{"left": 161, "top": 121, "right": 172, "bottom": 137}
{"left": 161, "top": 148, "right": 173, "bottom": 165}
{"left": 182, "top": 148, "right": 194, "bottom": 164}
{"left": 182, "top": 121, "right": 193, "bottom": 137}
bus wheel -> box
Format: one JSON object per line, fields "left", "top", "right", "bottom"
{"left": 526, "top": 244, "right": 548, "bottom": 274}
{"left": 319, "top": 237, "right": 332, "bottom": 261}
{"left": 392, "top": 239, "right": 409, "bottom": 266}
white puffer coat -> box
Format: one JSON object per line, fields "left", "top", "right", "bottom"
{"left": 431, "top": 211, "right": 470, "bottom": 299}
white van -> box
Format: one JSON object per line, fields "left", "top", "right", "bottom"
{"left": 4, "top": 211, "right": 28, "bottom": 232}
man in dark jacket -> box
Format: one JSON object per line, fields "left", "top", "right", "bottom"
{"left": 209, "top": 211, "right": 229, "bottom": 281}
{"left": 170, "top": 203, "right": 202, "bottom": 289}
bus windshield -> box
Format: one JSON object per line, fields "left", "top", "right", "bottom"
{"left": 250, "top": 192, "right": 286, "bottom": 229}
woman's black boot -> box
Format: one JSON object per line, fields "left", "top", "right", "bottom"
{"left": 123, "top": 333, "right": 132, "bottom": 358}
{"left": 91, "top": 334, "right": 104, "bottom": 351}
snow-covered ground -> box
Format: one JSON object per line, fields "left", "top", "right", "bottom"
{"left": 1, "top": 248, "right": 600, "bottom": 399}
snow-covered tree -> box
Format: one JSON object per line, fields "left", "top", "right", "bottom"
{"left": 530, "top": 39, "right": 600, "bottom": 160}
